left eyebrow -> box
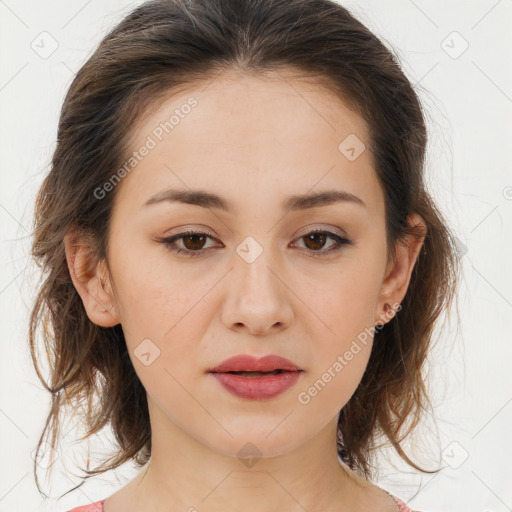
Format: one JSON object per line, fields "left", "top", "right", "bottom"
{"left": 283, "top": 190, "right": 367, "bottom": 211}
{"left": 141, "top": 188, "right": 367, "bottom": 212}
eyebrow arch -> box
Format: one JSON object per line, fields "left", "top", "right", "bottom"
{"left": 142, "top": 188, "right": 367, "bottom": 212}
{"left": 284, "top": 190, "right": 366, "bottom": 211}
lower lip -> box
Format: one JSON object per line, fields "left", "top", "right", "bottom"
{"left": 210, "top": 371, "right": 303, "bottom": 400}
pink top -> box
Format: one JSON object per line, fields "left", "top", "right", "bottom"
{"left": 67, "top": 493, "right": 419, "bottom": 511}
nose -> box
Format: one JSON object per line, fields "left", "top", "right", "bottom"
{"left": 221, "top": 249, "right": 294, "bottom": 336}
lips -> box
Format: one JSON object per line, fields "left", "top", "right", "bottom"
{"left": 226, "top": 370, "right": 283, "bottom": 377}
{"left": 208, "top": 354, "right": 303, "bottom": 400}
{"left": 207, "top": 354, "right": 302, "bottom": 374}
{"left": 207, "top": 355, "right": 304, "bottom": 400}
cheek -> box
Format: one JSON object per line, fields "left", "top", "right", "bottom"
{"left": 294, "top": 264, "right": 378, "bottom": 407}
{"left": 297, "top": 334, "right": 373, "bottom": 419}
{"left": 335, "top": 249, "right": 386, "bottom": 324}
{"left": 296, "top": 260, "right": 381, "bottom": 340}
{"left": 110, "top": 240, "right": 201, "bottom": 335}
{"left": 112, "top": 250, "right": 219, "bottom": 385}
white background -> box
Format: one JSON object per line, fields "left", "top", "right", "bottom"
{"left": 1, "top": 1, "right": 511, "bottom": 511}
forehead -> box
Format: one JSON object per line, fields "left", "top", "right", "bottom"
{"left": 114, "top": 68, "right": 383, "bottom": 219}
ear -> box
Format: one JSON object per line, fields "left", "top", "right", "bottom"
{"left": 64, "top": 227, "right": 120, "bottom": 327}
{"left": 375, "top": 212, "right": 427, "bottom": 326}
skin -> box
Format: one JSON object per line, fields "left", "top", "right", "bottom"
{"left": 65, "top": 68, "right": 426, "bottom": 512}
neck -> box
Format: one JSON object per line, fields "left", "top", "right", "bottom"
{"left": 117, "top": 402, "right": 370, "bottom": 512}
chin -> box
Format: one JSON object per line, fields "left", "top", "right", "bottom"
{"left": 203, "top": 425, "right": 304, "bottom": 461}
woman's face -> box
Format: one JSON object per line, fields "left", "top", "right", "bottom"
{"left": 76, "top": 69, "right": 417, "bottom": 459}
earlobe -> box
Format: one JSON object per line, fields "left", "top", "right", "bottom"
{"left": 63, "top": 229, "right": 120, "bottom": 327}
{"left": 374, "top": 213, "right": 427, "bottom": 326}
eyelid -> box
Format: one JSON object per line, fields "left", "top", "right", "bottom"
{"left": 294, "top": 224, "right": 348, "bottom": 239}
{"left": 156, "top": 224, "right": 354, "bottom": 258}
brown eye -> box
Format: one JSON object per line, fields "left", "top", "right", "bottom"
{"left": 181, "top": 233, "right": 208, "bottom": 251}
{"left": 159, "top": 228, "right": 353, "bottom": 258}
{"left": 303, "top": 232, "right": 329, "bottom": 251}
{"left": 159, "top": 230, "right": 219, "bottom": 257}
{"left": 294, "top": 229, "right": 354, "bottom": 256}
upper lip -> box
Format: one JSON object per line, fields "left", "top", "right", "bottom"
{"left": 208, "top": 354, "right": 302, "bottom": 373}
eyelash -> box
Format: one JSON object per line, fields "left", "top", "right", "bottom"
{"left": 158, "top": 228, "right": 354, "bottom": 258}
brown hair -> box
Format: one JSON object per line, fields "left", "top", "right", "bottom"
{"left": 29, "top": 0, "right": 461, "bottom": 498}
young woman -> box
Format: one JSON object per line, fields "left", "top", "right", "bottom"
{"left": 28, "top": 0, "right": 460, "bottom": 510}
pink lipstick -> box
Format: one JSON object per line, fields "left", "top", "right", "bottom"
{"left": 207, "top": 354, "right": 303, "bottom": 400}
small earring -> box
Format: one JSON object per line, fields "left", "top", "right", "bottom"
{"left": 375, "top": 303, "right": 392, "bottom": 327}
